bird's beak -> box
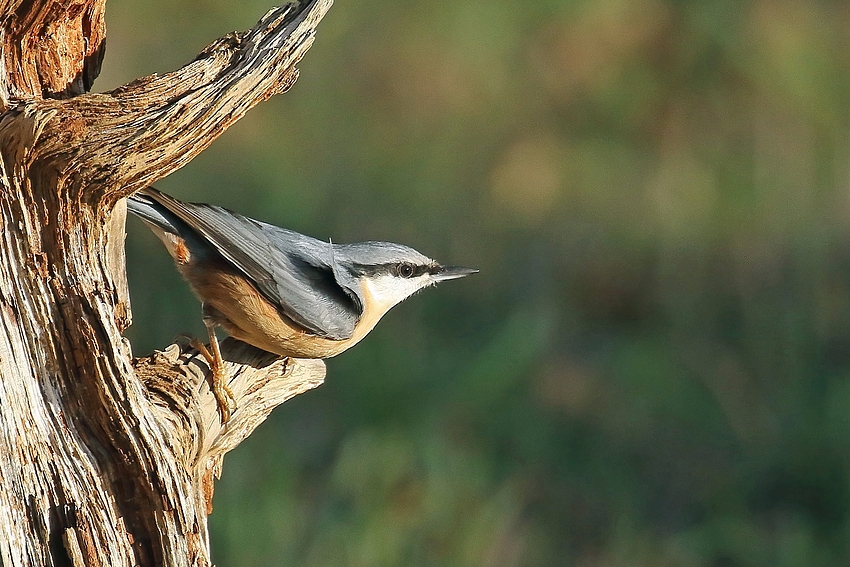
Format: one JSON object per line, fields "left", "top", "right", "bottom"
{"left": 433, "top": 265, "right": 479, "bottom": 282}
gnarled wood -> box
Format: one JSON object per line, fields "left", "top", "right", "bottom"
{"left": 135, "top": 341, "right": 325, "bottom": 559}
{"left": 0, "top": 1, "right": 332, "bottom": 565}
{"left": 0, "top": 0, "right": 106, "bottom": 106}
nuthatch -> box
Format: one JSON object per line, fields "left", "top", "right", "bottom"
{"left": 127, "top": 187, "right": 477, "bottom": 421}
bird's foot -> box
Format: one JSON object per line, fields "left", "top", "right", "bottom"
{"left": 190, "top": 337, "right": 236, "bottom": 424}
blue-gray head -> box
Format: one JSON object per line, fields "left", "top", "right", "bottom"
{"left": 332, "top": 241, "right": 478, "bottom": 313}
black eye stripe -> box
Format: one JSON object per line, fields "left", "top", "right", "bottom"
{"left": 403, "top": 263, "right": 434, "bottom": 278}
{"left": 348, "top": 262, "right": 435, "bottom": 278}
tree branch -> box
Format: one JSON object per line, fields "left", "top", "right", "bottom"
{"left": 23, "top": 0, "right": 332, "bottom": 203}
{"left": 135, "top": 340, "right": 325, "bottom": 516}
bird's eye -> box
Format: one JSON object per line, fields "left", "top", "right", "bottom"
{"left": 398, "top": 263, "right": 415, "bottom": 278}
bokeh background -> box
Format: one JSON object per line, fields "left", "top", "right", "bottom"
{"left": 99, "top": 0, "right": 850, "bottom": 565}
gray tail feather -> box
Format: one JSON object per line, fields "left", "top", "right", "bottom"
{"left": 127, "top": 189, "right": 180, "bottom": 235}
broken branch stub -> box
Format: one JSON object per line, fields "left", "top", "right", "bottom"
{"left": 135, "top": 340, "right": 326, "bottom": 515}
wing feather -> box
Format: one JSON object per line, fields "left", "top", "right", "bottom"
{"left": 139, "top": 188, "right": 360, "bottom": 339}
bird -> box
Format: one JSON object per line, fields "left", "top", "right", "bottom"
{"left": 126, "top": 187, "right": 477, "bottom": 422}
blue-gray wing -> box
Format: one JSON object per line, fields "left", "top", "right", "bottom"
{"left": 138, "top": 189, "right": 360, "bottom": 340}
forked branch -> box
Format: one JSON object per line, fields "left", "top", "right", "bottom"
{"left": 17, "top": 0, "right": 333, "bottom": 204}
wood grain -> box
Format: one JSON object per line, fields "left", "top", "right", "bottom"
{"left": 0, "top": 1, "right": 332, "bottom": 565}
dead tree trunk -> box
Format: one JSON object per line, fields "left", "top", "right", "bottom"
{"left": 0, "top": 1, "right": 331, "bottom": 565}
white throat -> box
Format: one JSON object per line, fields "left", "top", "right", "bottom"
{"left": 361, "top": 274, "right": 429, "bottom": 313}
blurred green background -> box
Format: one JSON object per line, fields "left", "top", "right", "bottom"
{"left": 100, "top": 0, "right": 850, "bottom": 565}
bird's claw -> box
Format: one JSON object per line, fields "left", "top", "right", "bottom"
{"left": 190, "top": 337, "right": 236, "bottom": 424}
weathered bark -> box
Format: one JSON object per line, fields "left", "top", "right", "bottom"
{"left": 0, "top": 1, "right": 331, "bottom": 566}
